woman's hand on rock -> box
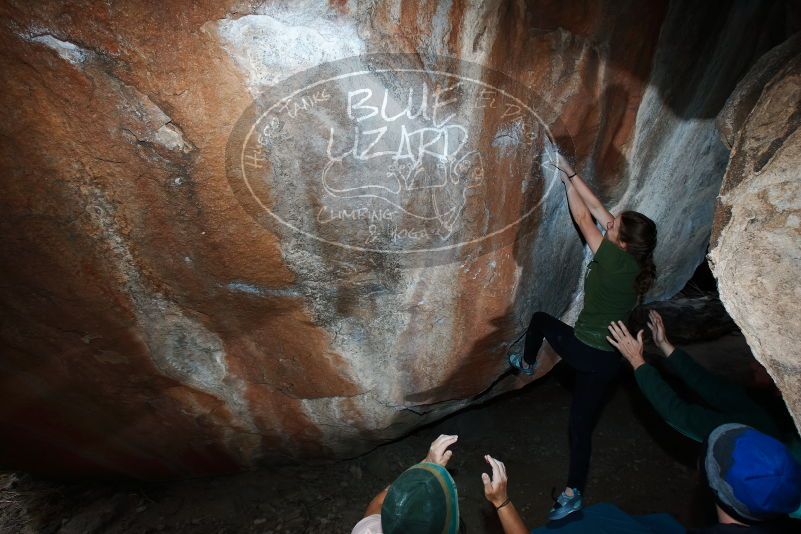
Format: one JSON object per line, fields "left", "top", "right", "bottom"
{"left": 555, "top": 152, "right": 575, "bottom": 180}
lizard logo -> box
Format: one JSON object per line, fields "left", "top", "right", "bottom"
{"left": 226, "top": 54, "right": 573, "bottom": 266}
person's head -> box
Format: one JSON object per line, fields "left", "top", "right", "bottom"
{"left": 607, "top": 210, "right": 657, "bottom": 296}
{"left": 703, "top": 423, "right": 801, "bottom": 524}
{"left": 381, "top": 462, "right": 461, "bottom": 534}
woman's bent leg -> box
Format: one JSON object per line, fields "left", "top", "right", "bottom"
{"left": 523, "top": 312, "right": 609, "bottom": 374}
{"left": 523, "top": 312, "right": 574, "bottom": 365}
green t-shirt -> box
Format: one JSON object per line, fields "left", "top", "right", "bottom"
{"left": 574, "top": 238, "right": 640, "bottom": 351}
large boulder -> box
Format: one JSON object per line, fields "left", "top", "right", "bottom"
{"left": 0, "top": 0, "right": 793, "bottom": 477}
{"left": 710, "top": 44, "right": 801, "bottom": 435}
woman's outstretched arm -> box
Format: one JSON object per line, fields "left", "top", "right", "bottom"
{"left": 560, "top": 168, "right": 604, "bottom": 253}
{"left": 555, "top": 154, "right": 614, "bottom": 230}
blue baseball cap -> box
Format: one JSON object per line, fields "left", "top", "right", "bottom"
{"left": 704, "top": 423, "right": 801, "bottom": 522}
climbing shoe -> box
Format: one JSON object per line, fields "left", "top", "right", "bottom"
{"left": 548, "top": 488, "right": 583, "bottom": 521}
{"left": 507, "top": 351, "right": 536, "bottom": 376}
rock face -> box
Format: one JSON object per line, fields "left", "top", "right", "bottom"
{"left": 710, "top": 40, "right": 801, "bottom": 434}
{"left": 0, "top": 0, "right": 796, "bottom": 478}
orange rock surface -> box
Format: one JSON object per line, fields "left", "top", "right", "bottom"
{"left": 0, "top": 0, "right": 795, "bottom": 477}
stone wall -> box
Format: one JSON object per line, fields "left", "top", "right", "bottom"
{"left": 710, "top": 33, "right": 801, "bottom": 434}
{"left": 0, "top": 0, "right": 794, "bottom": 477}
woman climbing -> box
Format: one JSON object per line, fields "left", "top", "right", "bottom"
{"left": 508, "top": 152, "right": 657, "bottom": 521}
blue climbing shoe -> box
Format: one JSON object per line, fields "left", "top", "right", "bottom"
{"left": 507, "top": 351, "right": 536, "bottom": 376}
{"left": 548, "top": 488, "right": 583, "bottom": 521}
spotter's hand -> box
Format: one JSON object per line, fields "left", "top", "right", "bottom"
{"left": 607, "top": 320, "right": 646, "bottom": 369}
{"left": 423, "top": 434, "right": 458, "bottom": 467}
{"left": 482, "top": 454, "right": 509, "bottom": 508}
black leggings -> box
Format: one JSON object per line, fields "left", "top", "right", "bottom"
{"left": 524, "top": 311, "right": 621, "bottom": 493}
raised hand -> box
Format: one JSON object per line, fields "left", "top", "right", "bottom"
{"left": 555, "top": 152, "right": 575, "bottom": 178}
{"left": 647, "top": 310, "right": 675, "bottom": 356}
{"left": 423, "top": 434, "right": 458, "bottom": 467}
{"left": 481, "top": 454, "right": 509, "bottom": 508}
{"left": 606, "top": 320, "right": 646, "bottom": 369}
{"left": 545, "top": 151, "right": 575, "bottom": 185}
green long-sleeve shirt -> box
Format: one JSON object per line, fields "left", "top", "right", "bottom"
{"left": 634, "top": 348, "right": 782, "bottom": 443}
{"left": 635, "top": 348, "right": 801, "bottom": 519}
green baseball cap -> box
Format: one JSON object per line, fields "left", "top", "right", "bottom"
{"left": 381, "top": 462, "right": 460, "bottom": 534}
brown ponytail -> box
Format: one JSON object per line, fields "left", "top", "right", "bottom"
{"left": 619, "top": 211, "right": 657, "bottom": 296}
